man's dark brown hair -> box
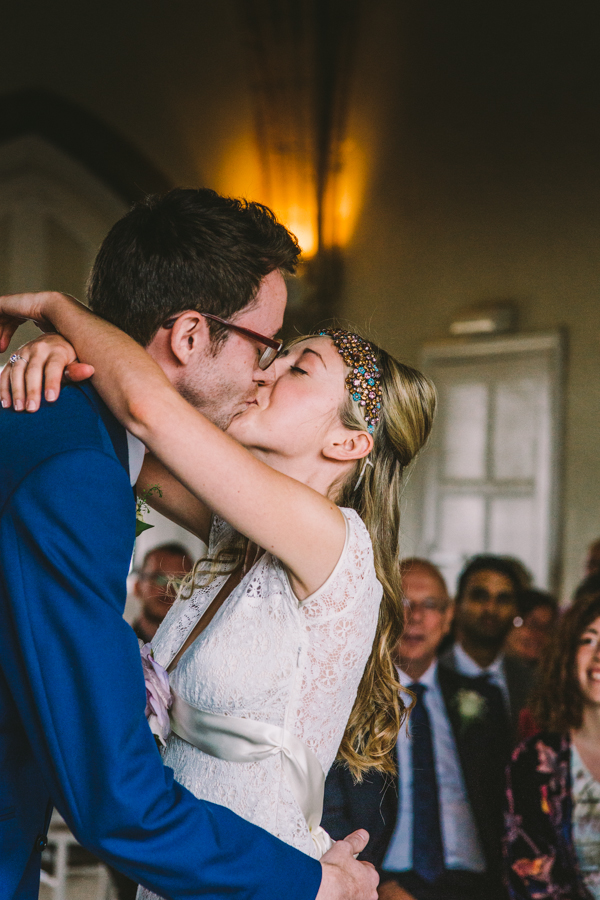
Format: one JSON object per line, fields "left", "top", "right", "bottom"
{"left": 87, "top": 188, "right": 301, "bottom": 346}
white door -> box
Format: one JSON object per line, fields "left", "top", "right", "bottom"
{"left": 409, "top": 333, "right": 564, "bottom": 592}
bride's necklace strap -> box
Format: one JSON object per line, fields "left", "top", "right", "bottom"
{"left": 169, "top": 690, "right": 333, "bottom": 857}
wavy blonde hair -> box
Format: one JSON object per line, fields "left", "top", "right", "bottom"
{"left": 333, "top": 345, "right": 436, "bottom": 778}
{"left": 179, "top": 333, "right": 437, "bottom": 779}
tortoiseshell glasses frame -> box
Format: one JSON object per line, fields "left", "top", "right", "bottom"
{"left": 162, "top": 311, "right": 283, "bottom": 370}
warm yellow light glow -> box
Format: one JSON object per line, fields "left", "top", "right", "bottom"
{"left": 277, "top": 204, "right": 317, "bottom": 258}
{"left": 215, "top": 136, "right": 264, "bottom": 206}
{"left": 216, "top": 134, "right": 367, "bottom": 257}
{"left": 330, "top": 138, "right": 367, "bottom": 248}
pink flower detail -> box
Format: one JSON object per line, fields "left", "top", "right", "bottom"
{"left": 140, "top": 643, "right": 172, "bottom": 747}
{"left": 535, "top": 740, "right": 557, "bottom": 774}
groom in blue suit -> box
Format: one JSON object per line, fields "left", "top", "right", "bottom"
{"left": 0, "top": 189, "right": 376, "bottom": 900}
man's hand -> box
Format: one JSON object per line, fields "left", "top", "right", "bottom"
{"left": 317, "top": 831, "right": 379, "bottom": 900}
{"left": 377, "top": 880, "right": 417, "bottom": 900}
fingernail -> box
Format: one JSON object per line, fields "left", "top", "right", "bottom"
{"left": 14, "top": 400, "right": 23, "bottom": 411}
{"left": 26, "top": 400, "right": 36, "bottom": 411}
{"left": 1, "top": 399, "right": 8, "bottom": 408}
{"left": 46, "top": 390, "right": 56, "bottom": 402}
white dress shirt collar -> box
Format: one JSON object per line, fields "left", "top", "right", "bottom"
{"left": 398, "top": 658, "right": 438, "bottom": 689}
{"left": 453, "top": 642, "right": 505, "bottom": 679}
{"left": 126, "top": 431, "right": 146, "bottom": 486}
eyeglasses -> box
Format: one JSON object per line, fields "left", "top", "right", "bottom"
{"left": 405, "top": 598, "right": 450, "bottom": 615}
{"left": 162, "top": 312, "right": 283, "bottom": 370}
{"left": 137, "top": 572, "right": 172, "bottom": 588}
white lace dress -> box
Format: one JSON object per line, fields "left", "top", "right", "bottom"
{"left": 137, "top": 507, "right": 382, "bottom": 900}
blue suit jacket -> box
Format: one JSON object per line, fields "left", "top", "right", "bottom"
{"left": 0, "top": 383, "right": 321, "bottom": 900}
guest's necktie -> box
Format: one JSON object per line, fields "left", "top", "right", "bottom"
{"left": 409, "top": 682, "right": 445, "bottom": 883}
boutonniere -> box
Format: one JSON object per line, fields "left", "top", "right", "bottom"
{"left": 454, "top": 688, "right": 487, "bottom": 732}
{"left": 135, "top": 484, "right": 163, "bottom": 537}
{"left": 140, "top": 642, "right": 172, "bottom": 747}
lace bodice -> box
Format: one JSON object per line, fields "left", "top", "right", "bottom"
{"left": 140, "top": 507, "right": 381, "bottom": 893}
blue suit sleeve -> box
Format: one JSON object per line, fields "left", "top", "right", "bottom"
{"left": 0, "top": 448, "right": 321, "bottom": 900}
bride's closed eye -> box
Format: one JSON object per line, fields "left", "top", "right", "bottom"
{"left": 290, "top": 365, "right": 308, "bottom": 375}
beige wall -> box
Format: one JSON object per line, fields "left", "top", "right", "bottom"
{"left": 2, "top": 0, "right": 599, "bottom": 599}
{"left": 339, "top": 2, "right": 600, "bottom": 600}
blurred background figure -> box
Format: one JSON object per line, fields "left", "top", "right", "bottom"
{"left": 504, "top": 587, "right": 559, "bottom": 669}
{"left": 502, "top": 557, "right": 534, "bottom": 592}
{"left": 504, "top": 574, "right": 600, "bottom": 899}
{"left": 323, "top": 558, "right": 509, "bottom": 900}
{"left": 130, "top": 543, "right": 193, "bottom": 643}
{"left": 441, "top": 555, "right": 533, "bottom": 734}
{"left": 586, "top": 539, "right": 600, "bottom": 578}
{"left": 108, "top": 542, "right": 194, "bottom": 900}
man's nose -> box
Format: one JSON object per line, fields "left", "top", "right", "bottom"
{"left": 407, "top": 602, "right": 424, "bottom": 621}
{"left": 254, "top": 359, "right": 277, "bottom": 385}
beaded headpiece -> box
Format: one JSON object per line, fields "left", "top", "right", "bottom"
{"left": 318, "top": 329, "right": 382, "bottom": 432}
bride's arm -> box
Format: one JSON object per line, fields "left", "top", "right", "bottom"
{"left": 0, "top": 292, "right": 346, "bottom": 598}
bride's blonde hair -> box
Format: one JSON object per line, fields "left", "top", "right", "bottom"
{"left": 333, "top": 344, "right": 436, "bottom": 778}
{"left": 180, "top": 332, "right": 436, "bottom": 780}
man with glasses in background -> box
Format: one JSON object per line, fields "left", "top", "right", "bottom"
{"left": 0, "top": 188, "right": 377, "bottom": 900}
{"left": 322, "top": 558, "right": 510, "bottom": 900}
{"left": 130, "top": 543, "right": 193, "bottom": 645}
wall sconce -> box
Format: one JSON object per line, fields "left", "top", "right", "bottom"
{"left": 449, "top": 302, "right": 517, "bottom": 336}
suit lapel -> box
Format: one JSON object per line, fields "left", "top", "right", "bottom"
{"left": 438, "top": 667, "right": 493, "bottom": 857}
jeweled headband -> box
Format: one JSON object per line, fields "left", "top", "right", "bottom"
{"left": 318, "top": 329, "right": 382, "bottom": 432}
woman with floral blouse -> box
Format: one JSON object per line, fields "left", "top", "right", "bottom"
{"left": 504, "top": 574, "right": 600, "bottom": 899}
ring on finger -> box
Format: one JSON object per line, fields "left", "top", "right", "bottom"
{"left": 9, "top": 353, "right": 27, "bottom": 367}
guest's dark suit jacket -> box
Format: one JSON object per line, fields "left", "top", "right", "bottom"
{"left": 440, "top": 645, "right": 534, "bottom": 736}
{"left": 322, "top": 663, "right": 510, "bottom": 892}
{"left": 0, "top": 383, "right": 321, "bottom": 900}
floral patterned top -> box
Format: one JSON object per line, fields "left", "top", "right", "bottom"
{"left": 572, "top": 744, "right": 600, "bottom": 898}
{"left": 504, "top": 732, "right": 593, "bottom": 899}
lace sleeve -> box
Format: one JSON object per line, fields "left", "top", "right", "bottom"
{"left": 299, "top": 508, "right": 379, "bottom": 620}
{"left": 291, "top": 509, "right": 383, "bottom": 771}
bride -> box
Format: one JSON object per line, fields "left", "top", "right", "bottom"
{"left": 0, "top": 293, "right": 435, "bottom": 885}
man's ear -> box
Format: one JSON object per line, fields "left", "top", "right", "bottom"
{"left": 323, "top": 428, "right": 374, "bottom": 462}
{"left": 169, "top": 311, "right": 211, "bottom": 364}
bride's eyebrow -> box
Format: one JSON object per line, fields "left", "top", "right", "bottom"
{"left": 298, "top": 348, "right": 327, "bottom": 369}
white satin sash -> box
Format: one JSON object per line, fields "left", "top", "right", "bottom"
{"left": 169, "top": 691, "right": 333, "bottom": 857}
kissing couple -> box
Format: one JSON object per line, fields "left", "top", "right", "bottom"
{"left": 0, "top": 188, "right": 435, "bottom": 900}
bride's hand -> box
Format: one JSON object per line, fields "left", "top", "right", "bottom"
{"left": 0, "top": 291, "right": 62, "bottom": 353}
{"left": 0, "top": 332, "right": 94, "bottom": 411}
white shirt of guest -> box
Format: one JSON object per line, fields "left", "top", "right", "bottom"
{"left": 382, "top": 660, "right": 486, "bottom": 874}
{"left": 453, "top": 642, "right": 510, "bottom": 712}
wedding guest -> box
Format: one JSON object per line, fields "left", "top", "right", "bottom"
{"left": 132, "top": 543, "right": 193, "bottom": 643}
{"left": 504, "top": 588, "right": 559, "bottom": 669}
{"left": 504, "top": 574, "right": 600, "bottom": 899}
{"left": 323, "top": 558, "right": 509, "bottom": 900}
{"left": 440, "top": 555, "right": 533, "bottom": 733}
